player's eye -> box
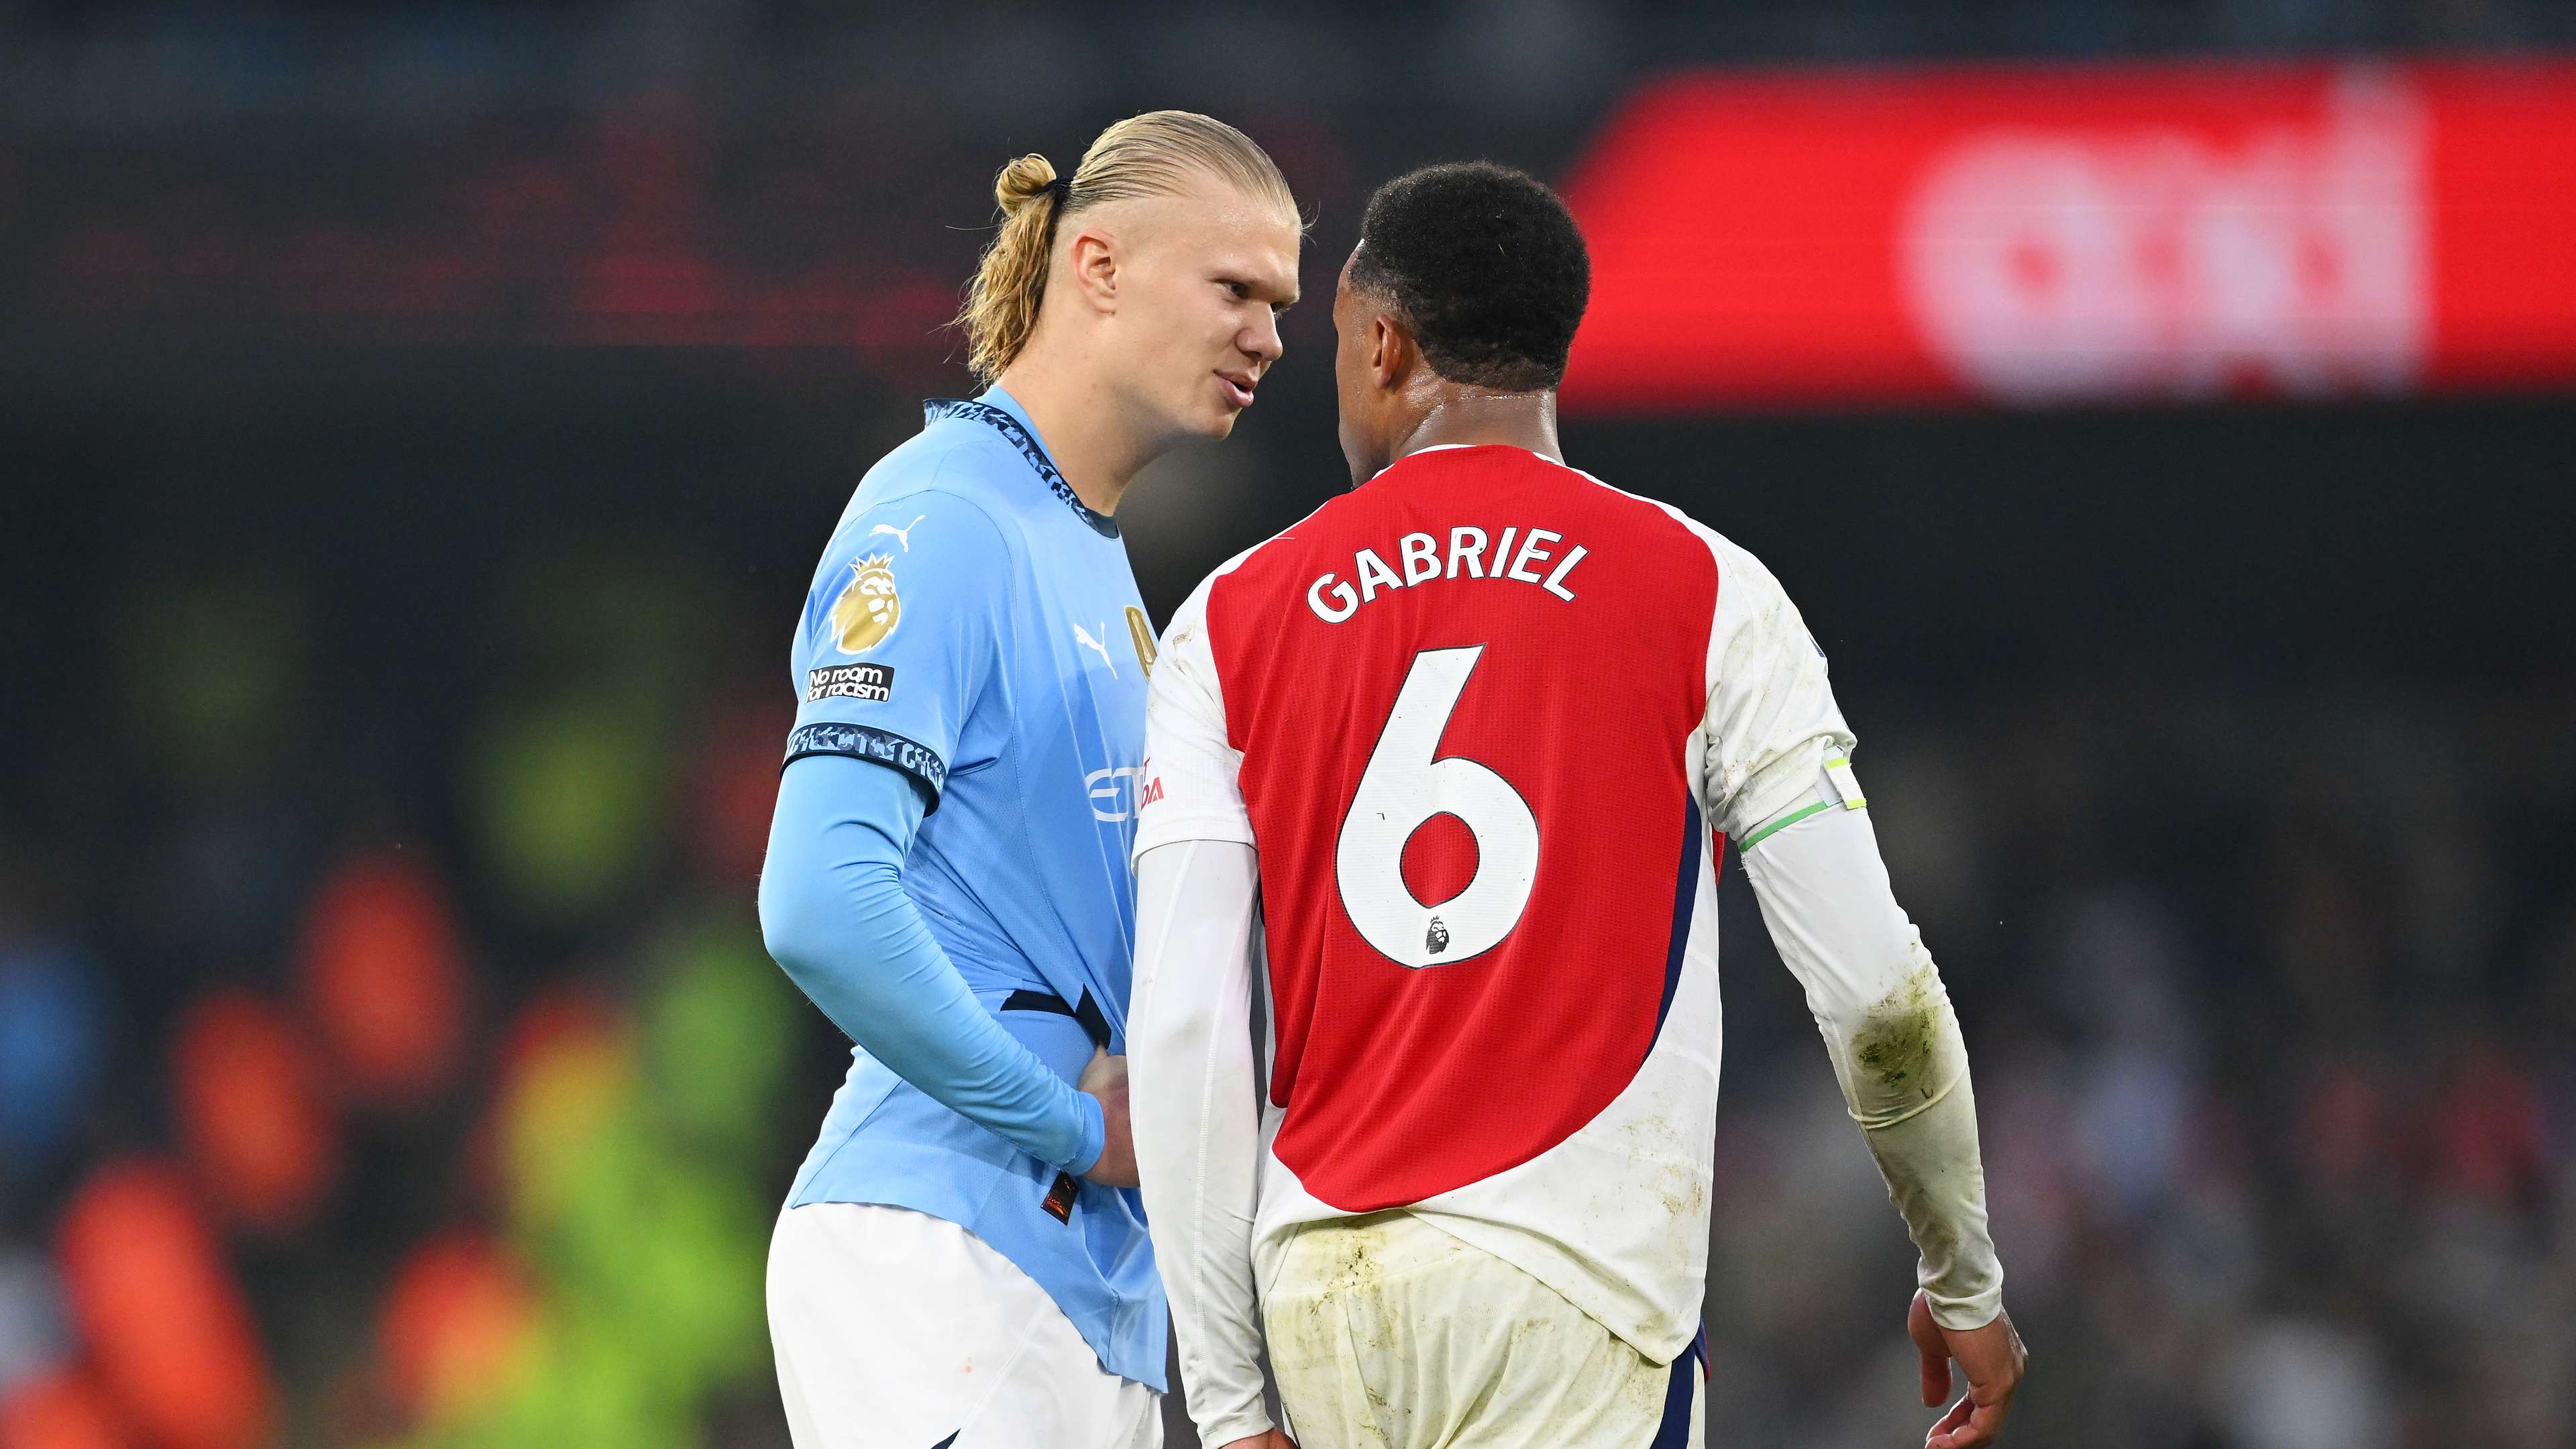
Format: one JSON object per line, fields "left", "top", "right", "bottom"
{"left": 1220, "top": 278, "right": 1251, "bottom": 301}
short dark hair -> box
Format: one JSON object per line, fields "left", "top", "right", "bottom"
{"left": 1348, "top": 161, "right": 1591, "bottom": 392}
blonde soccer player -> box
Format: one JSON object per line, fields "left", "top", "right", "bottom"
{"left": 758, "top": 113, "right": 1299, "bottom": 1448}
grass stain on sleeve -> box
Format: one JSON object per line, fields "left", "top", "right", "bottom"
{"left": 1852, "top": 966, "right": 1943, "bottom": 1101}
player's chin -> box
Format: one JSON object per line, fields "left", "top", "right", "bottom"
{"left": 1189, "top": 394, "right": 1247, "bottom": 439}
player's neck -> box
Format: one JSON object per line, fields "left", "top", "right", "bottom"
{"left": 990, "top": 363, "right": 1155, "bottom": 517}
{"left": 1389, "top": 388, "right": 1563, "bottom": 470}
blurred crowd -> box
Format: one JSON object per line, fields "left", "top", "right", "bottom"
{"left": 0, "top": 557, "right": 818, "bottom": 1448}
{"left": 1701, "top": 685, "right": 2576, "bottom": 1448}
{"left": 1, "top": 557, "right": 2569, "bottom": 1449}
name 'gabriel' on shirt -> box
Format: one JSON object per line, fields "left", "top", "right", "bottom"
{"left": 1306, "top": 525, "right": 1589, "bottom": 624}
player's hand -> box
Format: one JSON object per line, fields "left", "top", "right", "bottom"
{"left": 1077, "top": 1049, "right": 1140, "bottom": 1188}
{"left": 1216, "top": 1433, "right": 1296, "bottom": 1449}
{"left": 1909, "top": 1289, "right": 2026, "bottom": 1448}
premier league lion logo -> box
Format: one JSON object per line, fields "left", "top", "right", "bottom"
{"left": 830, "top": 553, "right": 902, "bottom": 653}
{"left": 1426, "top": 916, "right": 1450, "bottom": 956}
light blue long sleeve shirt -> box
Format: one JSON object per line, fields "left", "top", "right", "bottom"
{"left": 757, "top": 388, "right": 1165, "bottom": 1389}
{"left": 759, "top": 754, "right": 1106, "bottom": 1173}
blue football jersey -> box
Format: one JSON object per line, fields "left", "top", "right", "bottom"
{"left": 780, "top": 388, "right": 1163, "bottom": 1387}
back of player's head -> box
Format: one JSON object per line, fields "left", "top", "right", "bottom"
{"left": 959, "top": 111, "right": 1298, "bottom": 381}
{"left": 1348, "top": 162, "right": 1590, "bottom": 393}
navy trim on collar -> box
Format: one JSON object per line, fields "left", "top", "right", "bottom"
{"left": 924, "top": 398, "right": 1120, "bottom": 538}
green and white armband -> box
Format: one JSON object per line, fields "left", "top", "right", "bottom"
{"left": 1739, "top": 751, "right": 1868, "bottom": 853}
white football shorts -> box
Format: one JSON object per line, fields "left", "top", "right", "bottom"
{"left": 767, "top": 1201, "right": 1161, "bottom": 1449}
{"left": 1261, "top": 1211, "right": 1705, "bottom": 1449}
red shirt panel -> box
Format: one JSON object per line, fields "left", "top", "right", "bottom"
{"left": 1207, "top": 447, "right": 1719, "bottom": 1210}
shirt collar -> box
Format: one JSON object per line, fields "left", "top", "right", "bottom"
{"left": 977, "top": 384, "right": 1038, "bottom": 433}
{"left": 1364, "top": 441, "right": 1548, "bottom": 488}
{"left": 920, "top": 386, "right": 1118, "bottom": 538}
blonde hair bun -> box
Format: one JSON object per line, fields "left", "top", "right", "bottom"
{"left": 995, "top": 154, "right": 1059, "bottom": 212}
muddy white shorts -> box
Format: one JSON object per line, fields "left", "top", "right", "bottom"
{"left": 1261, "top": 1211, "right": 1705, "bottom": 1449}
{"left": 767, "top": 1201, "right": 1161, "bottom": 1449}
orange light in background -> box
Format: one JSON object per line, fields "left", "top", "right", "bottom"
{"left": 690, "top": 698, "right": 791, "bottom": 890}
{"left": 376, "top": 1232, "right": 538, "bottom": 1426}
{"left": 496, "top": 985, "right": 625, "bottom": 1087}
{"left": 453, "top": 987, "right": 627, "bottom": 1211}
{"left": 299, "top": 855, "right": 467, "bottom": 1106}
{"left": 172, "top": 991, "right": 339, "bottom": 1234}
{"left": 54, "top": 1161, "right": 272, "bottom": 1449}
{"left": 0, "top": 1368, "right": 128, "bottom": 1449}
{"left": 490, "top": 989, "right": 633, "bottom": 1227}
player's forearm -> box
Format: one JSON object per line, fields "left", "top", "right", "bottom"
{"left": 1129, "top": 841, "right": 1275, "bottom": 1446}
{"left": 1859, "top": 1056, "right": 2000, "bottom": 1328}
{"left": 1738, "top": 779, "right": 2003, "bottom": 1329}
{"left": 760, "top": 755, "right": 1104, "bottom": 1173}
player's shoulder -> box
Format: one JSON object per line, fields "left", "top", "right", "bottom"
{"left": 851, "top": 413, "right": 1017, "bottom": 517}
{"left": 833, "top": 425, "right": 1020, "bottom": 556}
{"left": 1554, "top": 463, "right": 1803, "bottom": 611}
{"left": 1543, "top": 460, "right": 1727, "bottom": 563}
{"left": 822, "top": 482, "right": 1006, "bottom": 578}
{"left": 802, "top": 464, "right": 1017, "bottom": 668}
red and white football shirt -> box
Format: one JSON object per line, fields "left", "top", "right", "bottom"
{"left": 1132, "top": 443, "right": 1851, "bottom": 1361}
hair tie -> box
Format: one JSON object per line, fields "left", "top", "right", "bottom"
{"left": 1043, "top": 176, "right": 1073, "bottom": 206}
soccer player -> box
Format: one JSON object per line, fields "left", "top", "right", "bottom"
{"left": 757, "top": 112, "right": 1299, "bottom": 1448}
{"left": 1127, "top": 163, "right": 2026, "bottom": 1449}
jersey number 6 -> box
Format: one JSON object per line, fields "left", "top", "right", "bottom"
{"left": 1334, "top": 645, "right": 1540, "bottom": 969}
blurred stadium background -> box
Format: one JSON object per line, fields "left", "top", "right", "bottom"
{"left": 5, "top": 3, "right": 2576, "bottom": 1446}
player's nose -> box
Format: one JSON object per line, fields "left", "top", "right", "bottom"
{"left": 1242, "top": 311, "right": 1285, "bottom": 368}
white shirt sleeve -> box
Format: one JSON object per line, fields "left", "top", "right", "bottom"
{"left": 1735, "top": 769, "right": 2003, "bottom": 1330}
{"left": 1133, "top": 572, "right": 1254, "bottom": 862}
{"left": 1690, "top": 541, "right": 1998, "bottom": 1328}
{"left": 1128, "top": 839, "right": 1273, "bottom": 1445}
{"left": 1697, "top": 540, "right": 1856, "bottom": 841}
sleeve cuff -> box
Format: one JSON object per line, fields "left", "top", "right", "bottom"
{"left": 1064, "top": 1089, "right": 1106, "bottom": 1175}
{"left": 1925, "top": 1281, "right": 2005, "bottom": 1332}
{"left": 1197, "top": 1408, "right": 1277, "bottom": 1446}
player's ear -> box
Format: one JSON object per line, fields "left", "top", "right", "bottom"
{"left": 1063, "top": 224, "right": 1120, "bottom": 314}
{"left": 1370, "top": 313, "right": 1414, "bottom": 391}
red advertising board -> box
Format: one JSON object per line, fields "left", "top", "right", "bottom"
{"left": 1558, "top": 60, "right": 2576, "bottom": 411}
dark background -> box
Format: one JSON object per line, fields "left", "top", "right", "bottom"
{"left": 5, "top": 4, "right": 2575, "bottom": 1448}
